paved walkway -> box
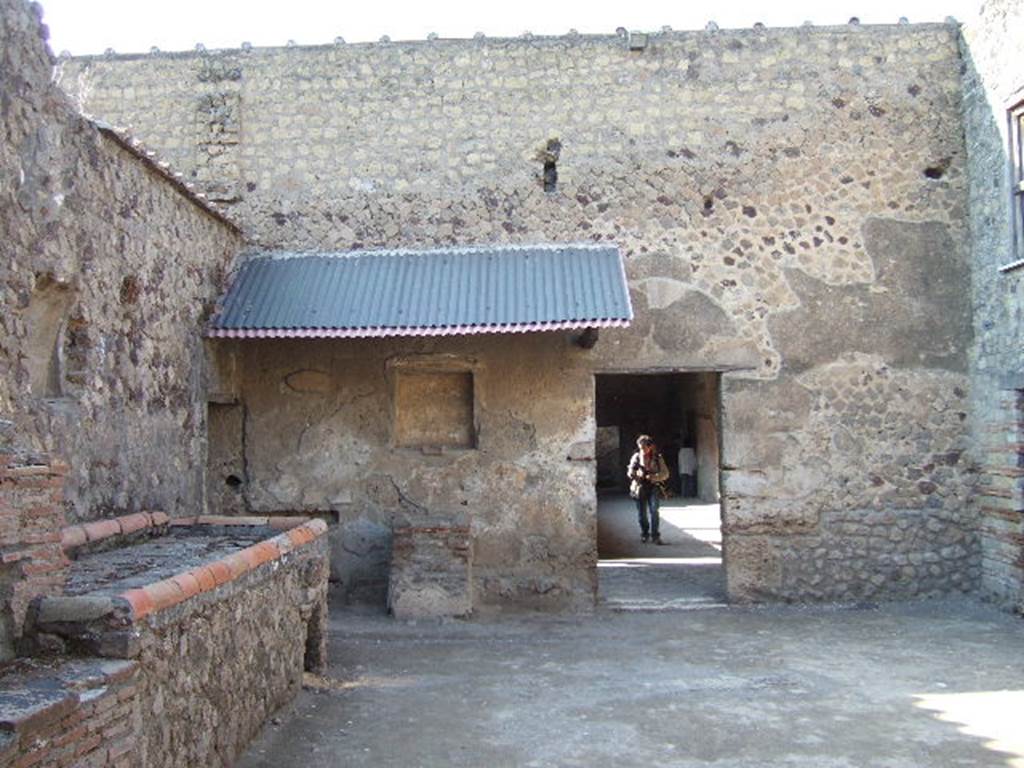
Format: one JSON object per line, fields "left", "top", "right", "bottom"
{"left": 240, "top": 595, "right": 1024, "bottom": 767}
{"left": 597, "top": 493, "right": 726, "bottom": 610}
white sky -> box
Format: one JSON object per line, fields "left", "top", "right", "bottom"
{"left": 38, "top": 0, "right": 980, "bottom": 56}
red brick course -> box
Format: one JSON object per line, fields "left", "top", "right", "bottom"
{"left": 1, "top": 456, "right": 70, "bottom": 639}
{"left": 1, "top": 660, "right": 139, "bottom": 768}
{"left": 98, "top": 518, "right": 329, "bottom": 620}
{"left": 979, "top": 389, "right": 1024, "bottom": 609}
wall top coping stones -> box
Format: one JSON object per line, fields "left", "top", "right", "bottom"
{"left": 61, "top": 511, "right": 170, "bottom": 552}
{"left": 60, "top": 512, "right": 315, "bottom": 552}
{"left": 92, "top": 121, "right": 242, "bottom": 234}
{"left": 32, "top": 517, "right": 328, "bottom": 650}
{"left": 63, "top": 20, "right": 957, "bottom": 62}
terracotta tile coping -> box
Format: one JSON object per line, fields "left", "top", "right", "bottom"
{"left": 38, "top": 516, "right": 327, "bottom": 626}
{"left": 60, "top": 511, "right": 171, "bottom": 551}
{"left": 59, "top": 512, "right": 314, "bottom": 552}
{"left": 116, "top": 518, "right": 327, "bottom": 620}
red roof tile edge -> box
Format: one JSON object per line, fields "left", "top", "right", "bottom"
{"left": 207, "top": 317, "right": 631, "bottom": 339}
{"left": 118, "top": 518, "right": 328, "bottom": 620}
{"left": 61, "top": 511, "right": 170, "bottom": 551}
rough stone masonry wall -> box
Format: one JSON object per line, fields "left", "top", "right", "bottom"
{"left": 61, "top": 23, "right": 976, "bottom": 605}
{"left": 1, "top": 0, "right": 244, "bottom": 524}
{"left": 961, "top": 0, "right": 1024, "bottom": 612}
{"left": 127, "top": 538, "right": 328, "bottom": 768}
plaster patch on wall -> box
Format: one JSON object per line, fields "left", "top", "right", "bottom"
{"left": 284, "top": 369, "right": 333, "bottom": 394}
{"left": 394, "top": 370, "right": 475, "bottom": 449}
{"left": 640, "top": 277, "right": 693, "bottom": 310}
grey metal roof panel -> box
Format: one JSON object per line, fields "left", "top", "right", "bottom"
{"left": 208, "top": 244, "right": 633, "bottom": 338}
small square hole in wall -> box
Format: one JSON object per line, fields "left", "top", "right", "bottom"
{"left": 394, "top": 370, "right": 475, "bottom": 449}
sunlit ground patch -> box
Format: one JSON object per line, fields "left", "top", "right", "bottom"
{"left": 915, "top": 689, "right": 1024, "bottom": 767}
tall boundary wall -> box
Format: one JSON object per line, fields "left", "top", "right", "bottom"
{"left": 961, "top": 0, "right": 1024, "bottom": 612}
{"left": 55, "top": 21, "right": 979, "bottom": 607}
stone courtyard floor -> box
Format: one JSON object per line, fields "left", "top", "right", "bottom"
{"left": 239, "top": 591, "right": 1024, "bottom": 767}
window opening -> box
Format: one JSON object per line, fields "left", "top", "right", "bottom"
{"left": 1005, "top": 99, "right": 1024, "bottom": 271}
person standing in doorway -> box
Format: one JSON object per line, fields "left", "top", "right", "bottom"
{"left": 678, "top": 444, "right": 697, "bottom": 498}
{"left": 627, "top": 435, "right": 670, "bottom": 544}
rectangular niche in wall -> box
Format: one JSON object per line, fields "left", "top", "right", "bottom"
{"left": 394, "top": 370, "right": 475, "bottom": 449}
{"left": 1010, "top": 98, "right": 1024, "bottom": 262}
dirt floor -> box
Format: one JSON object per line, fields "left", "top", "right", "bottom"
{"left": 238, "top": 497, "right": 1024, "bottom": 768}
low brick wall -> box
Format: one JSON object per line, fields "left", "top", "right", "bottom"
{"left": 389, "top": 514, "right": 472, "bottom": 619}
{"left": 0, "top": 658, "right": 139, "bottom": 768}
{"left": 0, "top": 455, "right": 69, "bottom": 662}
{"left": 21, "top": 514, "right": 329, "bottom": 767}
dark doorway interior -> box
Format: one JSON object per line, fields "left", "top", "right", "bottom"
{"left": 594, "top": 372, "right": 725, "bottom": 608}
{"left": 595, "top": 373, "right": 720, "bottom": 500}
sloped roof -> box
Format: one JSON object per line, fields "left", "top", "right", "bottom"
{"left": 207, "top": 244, "right": 633, "bottom": 338}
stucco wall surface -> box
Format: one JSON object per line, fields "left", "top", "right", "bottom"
{"left": 218, "top": 335, "right": 598, "bottom": 610}
{"left": 1, "top": 0, "right": 244, "bottom": 523}
{"left": 60, "top": 23, "right": 976, "bottom": 605}
{"left": 961, "top": 0, "right": 1024, "bottom": 611}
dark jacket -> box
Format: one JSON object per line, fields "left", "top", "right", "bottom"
{"left": 627, "top": 450, "right": 669, "bottom": 498}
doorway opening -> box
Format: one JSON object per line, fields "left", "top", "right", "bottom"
{"left": 594, "top": 372, "right": 725, "bottom": 609}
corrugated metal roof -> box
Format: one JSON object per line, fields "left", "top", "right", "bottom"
{"left": 207, "top": 244, "right": 633, "bottom": 338}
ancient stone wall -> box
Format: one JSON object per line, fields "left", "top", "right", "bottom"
{"left": 961, "top": 0, "right": 1024, "bottom": 612}
{"left": 1, "top": 0, "right": 244, "bottom": 525}
{"left": 129, "top": 537, "right": 328, "bottom": 768}
{"left": 62, "top": 23, "right": 976, "bottom": 605}
{"left": 216, "top": 335, "right": 599, "bottom": 611}
{"left": 21, "top": 516, "right": 329, "bottom": 767}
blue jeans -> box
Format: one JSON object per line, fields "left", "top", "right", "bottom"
{"left": 635, "top": 487, "right": 660, "bottom": 539}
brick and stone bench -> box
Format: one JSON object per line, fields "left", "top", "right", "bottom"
{"left": 388, "top": 513, "right": 472, "bottom": 619}
{"left": 8, "top": 513, "right": 329, "bottom": 767}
